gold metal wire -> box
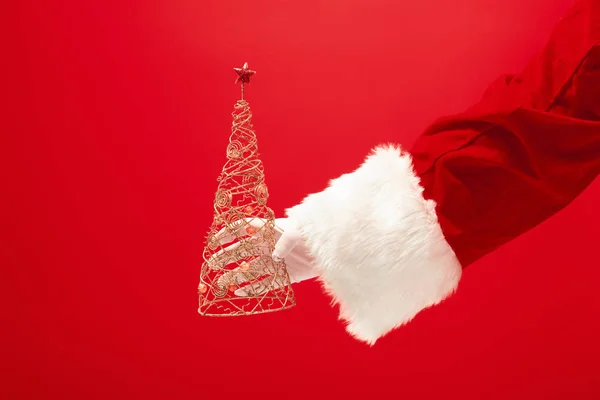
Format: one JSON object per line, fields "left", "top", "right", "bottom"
{"left": 198, "top": 99, "right": 296, "bottom": 316}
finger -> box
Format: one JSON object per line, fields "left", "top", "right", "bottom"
{"left": 216, "top": 264, "right": 257, "bottom": 287}
{"left": 234, "top": 256, "right": 289, "bottom": 296}
{"left": 214, "top": 219, "right": 247, "bottom": 245}
{"left": 216, "top": 255, "right": 276, "bottom": 288}
{"left": 272, "top": 226, "right": 302, "bottom": 261}
{"left": 207, "top": 237, "right": 269, "bottom": 270}
{"left": 211, "top": 238, "right": 269, "bottom": 262}
{"left": 234, "top": 270, "right": 287, "bottom": 297}
{"left": 214, "top": 218, "right": 266, "bottom": 245}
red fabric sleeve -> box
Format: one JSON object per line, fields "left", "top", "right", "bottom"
{"left": 410, "top": 0, "right": 600, "bottom": 268}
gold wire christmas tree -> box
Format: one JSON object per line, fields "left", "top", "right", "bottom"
{"left": 198, "top": 62, "right": 296, "bottom": 316}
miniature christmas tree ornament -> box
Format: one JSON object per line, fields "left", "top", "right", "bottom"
{"left": 198, "top": 63, "right": 296, "bottom": 316}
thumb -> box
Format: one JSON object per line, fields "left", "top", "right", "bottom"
{"left": 272, "top": 224, "right": 302, "bottom": 262}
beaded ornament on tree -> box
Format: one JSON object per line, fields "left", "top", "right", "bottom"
{"left": 198, "top": 63, "right": 296, "bottom": 316}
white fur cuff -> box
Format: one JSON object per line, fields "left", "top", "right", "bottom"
{"left": 285, "top": 145, "right": 462, "bottom": 345}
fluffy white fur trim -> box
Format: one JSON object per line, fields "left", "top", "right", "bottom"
{"left": 285, "top": 144, "right": 462, "bottom": 345}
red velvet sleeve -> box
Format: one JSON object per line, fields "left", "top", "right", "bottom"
{"left": 411, "top": 0, "right": 600, "bottom": 268}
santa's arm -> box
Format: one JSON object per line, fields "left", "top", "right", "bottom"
{"left": 286, "top": 144, "right": 463, "bottom": 345}
{"left": 284, "top": 0, "right": 600, "bottom": 345}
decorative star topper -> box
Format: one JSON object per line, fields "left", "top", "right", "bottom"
{"left": 234, "top": 62, "right": 256, "bottom": 85}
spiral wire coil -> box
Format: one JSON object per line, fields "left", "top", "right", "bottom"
{"left": 198, "top": 99, "right": 296, "bottom": 316}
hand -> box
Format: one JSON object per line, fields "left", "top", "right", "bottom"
{"left": 210, "top": 217, "right": 318, "bottom": 296}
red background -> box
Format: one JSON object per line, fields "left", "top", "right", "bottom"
{"left": 4, "top": 0, "right": 600, "bottom": 398}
